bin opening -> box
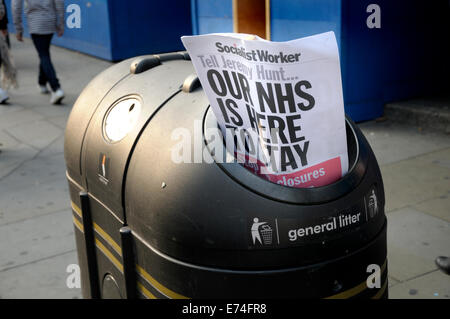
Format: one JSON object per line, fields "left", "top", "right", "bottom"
{"left": 204, "top": 106, "right": 362, "bottom": 203}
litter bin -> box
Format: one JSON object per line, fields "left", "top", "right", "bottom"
{"left": 64, "top": 53, "right": 388, "bottom": 299}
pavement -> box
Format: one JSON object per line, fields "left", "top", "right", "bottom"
{"left": 0, "top": 37, "right": 449, "bottom": 299}
{"left": 359, "top": 120, "right": 450, "bottom": 298}
{"left": 0, "top": 37, "right": 111, "bottom": 299}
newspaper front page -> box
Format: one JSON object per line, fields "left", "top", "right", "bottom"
{"left": 181, "top": 31, "right": 348, "bottom": 188}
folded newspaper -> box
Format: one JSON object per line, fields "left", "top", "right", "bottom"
{"left": 181, "top": 31, "right": 348, "bottom": 188}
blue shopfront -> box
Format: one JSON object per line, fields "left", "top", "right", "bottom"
{"left": 191, "top": 0, "right": 449, "bottom": 121}
{"left": 5, "top": 0, "right": 192, "bottom": 62}
{"left": 5, "top": 0, "right": 449, "bottom": 121}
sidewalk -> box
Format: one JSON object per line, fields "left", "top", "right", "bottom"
{"left": 0, "top": 37, "right": 449, "bottom": 299}
{"left": 0, "top": 37, "right": 111, "bottom": 298}
{"left": 359, "top": 120, "right": 450, "bottom": 298}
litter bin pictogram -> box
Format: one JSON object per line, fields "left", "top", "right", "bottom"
{"left": 260, "top": 225, "right": 273, "bottom": 245}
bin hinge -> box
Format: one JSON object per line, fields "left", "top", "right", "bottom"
{"left": 155, "top": 51, "right": 190, "bottom": 62}
{"left": 130, "top": 56, "right": 161, "bottom": 74}
{"left": 130, "top": 51, "right": 190, "bottom": 75}
{"left": 182, "top": 74, "right": 201, "bottom": 93}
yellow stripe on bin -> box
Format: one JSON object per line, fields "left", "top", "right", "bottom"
{"left": 325, "top": 259, "right": 388, "bottom": 299}
{"left": 73, "top": 216, "right": 84, "bottom": 232}
{"left": 94, "top": 238, "right": 124, "bottom": 273}
{"left": 73, "top": 219, "right": 123, "bottom": 274}
{"left": 325, "top": 278, "right": 367, "bottom": 299}
{"left": 72, "top": 216, "right": 123, "bottom": 272}
{"left": 136, "top": 265, "right": 189, "bottom": 299}
{"left": 137, "top": 282, "right": 157, "bottom": 299}
{"left": 94, "top": 224, "right": 122, "bottom": 256}
{"left": 71, "top": 201, "right": 82, "bottom": 217}
{"left": 71, "top": 201, "right": 189, "bottom": 299}
{"left": 372, "top": 278, "right": 388, "bottom": 299}
{"left": 71, "top": 202, "right": 122, "bottom": 256}
{"left": 73, "top": 199, "right": 388, "bottom": 300}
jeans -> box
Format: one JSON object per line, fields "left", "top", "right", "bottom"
{"left": 31, "top": 33, "right": 60, "bottom": 91}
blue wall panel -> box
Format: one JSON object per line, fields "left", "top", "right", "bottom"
{"left": 53, "top": 1, "right": 112, "bottom": 60}
{"left": 107, "top": 0, "right": 192, "bottom": 61}
{"left": 6, "top": 0, "right": 113, "bottom": 60}
{"left": 341, "top": 0, "right": 449, "bottom": 121}
{"left": 270, "top": 0, "right": 342, "bottom": 47}
{"left": 191, "top": 0, "right": 233, "bottom": 34}
{"left": 5, "top": 0, "right": 192, "bottom": 61}
{"left": 191, "top": 0, "right": 450, "bottom": 122}
{"left": 340, "top": 0, "right": 384, "bottom": 120}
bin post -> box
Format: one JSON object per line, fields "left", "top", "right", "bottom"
{"left": 80, "top": 191, "right": 100, "bottom": 299}
{"left": 120, "top": 227, "right": 136, "bottom": 299}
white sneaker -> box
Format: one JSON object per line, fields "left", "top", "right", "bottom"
{"left": 50, "top": 89, "right": 65, "bottom": 105}
{"left": 40, "top": 85, "right": 50, "bottom": 94}
{"left": 0, "top": 88, "right": 9, "bottom": 104}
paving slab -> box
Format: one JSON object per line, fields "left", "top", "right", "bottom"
{"left": 45, "top": 115, "right": 70, "bottom": 130}
{"left": 413, "top": 195, "right": 450, "bottom": 222}
{"left": 0, "top": 209, "right": 75, "bottom": 272}
{"left": 387, "top": 207, "right": 450, "bottom": 282}
{"left": 0, "top": 178, "right": 70, "bottom": 226}
{"left": 5, "top": 119, "right": 63, "bottom": 150}
{"left": 0, "top": 250, "right": 82, "bottom": 299}
{"left": 0, "top": 104, "right": 24, "bottom": 115}
{"left": 388, "top": 276, "right": 400, "bottom": 288}
{"left": 389, "top": 270, "right": 450, "bottom": 299}
{"left": 0, "top": 109, "right": 45, "bottom": 130}
{"left": 381, "top": 152, "right": 450, "bottom": 212}
{"left": 0, "top": 152, "right": 67, "bottom": 191}
{"left": 36, "top": 134, "right": 65, "bottom": 158}
{"left": 413, "top": 147, "right": 450, "bottom": 169}
{"left": 9, "top": 90, "right": 78, "bottom": 111}
{"left": 27, "top": 103, "right": 73, "bottom": 119}
{"left": 0, "top": 142, "right": 39, "bottom": 180}
{"left": 358, "top": 121, "right": 450, "bottom": 166}
{"left": 0, "top": 129, "right": 21, "bottom": 149}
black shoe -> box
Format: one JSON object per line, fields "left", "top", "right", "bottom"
{"left": 435, "top": 256, "right": 450, "bottom": 275}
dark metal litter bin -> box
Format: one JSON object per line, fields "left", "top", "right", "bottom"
{"left": 64, "top": 52, "right": 388, "bottom": 299}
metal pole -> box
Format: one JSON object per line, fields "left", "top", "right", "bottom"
{"left": 80, "top": 191, "right": 100, "bottom": 299}
{"left": 120, "top": 226, "right": 136, "bottom": 299}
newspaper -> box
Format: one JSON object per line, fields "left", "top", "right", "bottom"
{"left": 181, "top": 31, "right": 348, "bottom": 188}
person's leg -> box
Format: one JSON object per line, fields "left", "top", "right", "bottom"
{"left": 31, "top": 34, "right": 61, "bottom": 92}
{"left": 31, "top": 34, "right": 49, "bottom": 90}
{"left": 38, "top": 60, "right": 48, "bottom": 86}
{"left": 37, "top": 62, "right": 50, "bottom": 94}
{"left": 0, "top": 53, "right": 8, "bottom": 104}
